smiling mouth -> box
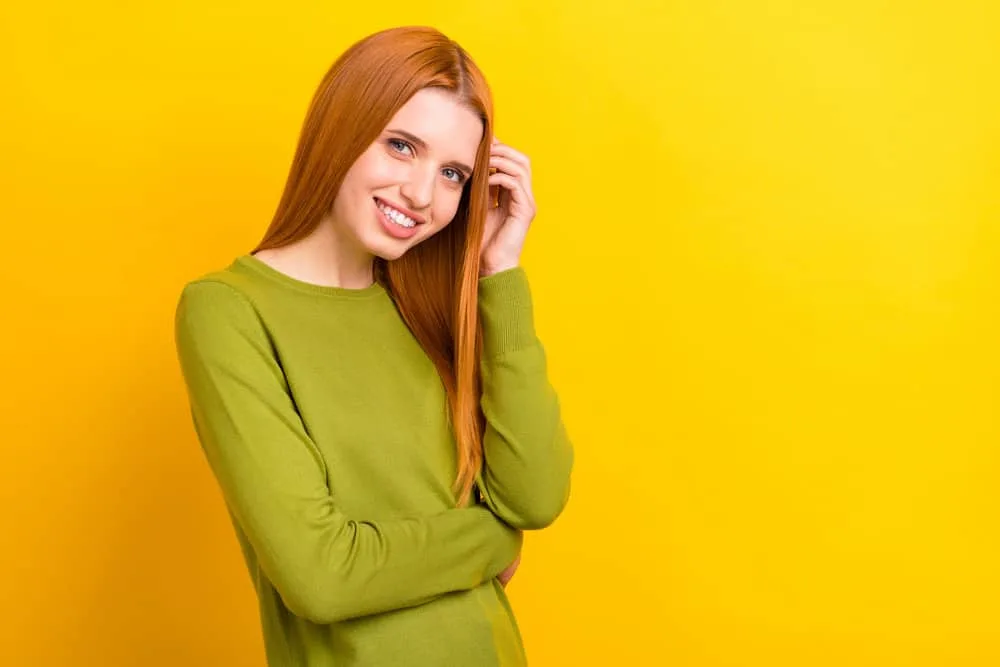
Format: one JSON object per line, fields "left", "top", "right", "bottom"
{"left": 374, "top": 197, "right": 423, "bottom": 228}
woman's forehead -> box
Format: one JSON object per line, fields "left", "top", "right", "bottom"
{"left": 385, "top": 89, "right": 483, "bottom": 163}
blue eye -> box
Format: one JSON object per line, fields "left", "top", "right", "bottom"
{"left": 443, "top": 168, "right": 464, "bottom": 183}
{"left": 388, "top": 138, "right": 413, "bottom": 155}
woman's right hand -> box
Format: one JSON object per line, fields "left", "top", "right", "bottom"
{"left": 497, "top": 538, "right": 522, "bottom": 588}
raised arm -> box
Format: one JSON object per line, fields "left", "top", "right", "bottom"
{"left": 475, "top": 267, "right": 575, "bottom": 530}
{"left": 174, "top": 280, "right": 520, "bottom": 625}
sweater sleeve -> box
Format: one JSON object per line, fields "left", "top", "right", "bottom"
{"left": 475, "top": 267, "right": 575, "bottom": 530}
{"left": 174, "top": 280, "right": 521, "bottom": 625}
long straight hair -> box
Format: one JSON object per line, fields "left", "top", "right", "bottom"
{"left": 251, "top": 26, "right": 492, "bottom": 506}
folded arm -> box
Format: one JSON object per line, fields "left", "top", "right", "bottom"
{"left": 175, "top": 280, "right": 520, "bottom": 624}
{"left": 476, "top": 268, "right": 575, "bottom": 530}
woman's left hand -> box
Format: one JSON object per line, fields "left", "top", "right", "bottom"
{"left": 497, "top": 548, "right": 521, "bottom": 588}
{"left": 481, "top": 137, "right": 536, "bottom": 277}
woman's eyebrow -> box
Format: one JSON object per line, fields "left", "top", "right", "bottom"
{"left": 387, "top": 128, "right": 474, "bottom": 175}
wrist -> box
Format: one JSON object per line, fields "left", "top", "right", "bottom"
{"left": 480, "top": 258, "right": 520, "bottom": 278}
{"left": 477, "top": 266, "right": 536, "bottom": 358}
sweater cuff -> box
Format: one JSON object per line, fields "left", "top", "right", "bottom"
{"left": 478, "top": 266, "right": 537, "bottom": 359}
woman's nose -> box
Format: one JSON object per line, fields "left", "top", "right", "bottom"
{"left": 399, "top": 168, "right": 435, "bottom": 211}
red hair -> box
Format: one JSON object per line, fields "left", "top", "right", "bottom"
{"left": 251, "top": 26, "right": 492, "bottom": 506}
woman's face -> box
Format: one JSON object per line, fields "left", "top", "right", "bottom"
{"left": 331, "top": 87, "right": 484, "bottom": 261}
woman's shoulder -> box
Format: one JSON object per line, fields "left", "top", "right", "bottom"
{"left": 178, "top": 254, "right": 265, "bottom": 302}
{"left": 175, "top": 258, "right": 263, "bottom": 333}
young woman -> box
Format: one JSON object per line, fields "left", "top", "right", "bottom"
{"left": 174, "top": 25, "right": 574, "bottom": 666}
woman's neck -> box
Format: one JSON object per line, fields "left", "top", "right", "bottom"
{"left": 253, "top": 219, "right": 376, "bottom": 289}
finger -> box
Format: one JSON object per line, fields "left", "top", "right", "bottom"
{"left": 488, "top": 155, "right": 532, "bottom": 198}
{"left": 487, "top": 171, "right": 526, "bottom": 202}
{"left": 490, "top": 141, "right": 531, "bottom": 175}
{"left": 488, "top": 172, "right": 535, "bottom": 216}
{"left": 490, "top": 144, "right": 531, "bottom": 176}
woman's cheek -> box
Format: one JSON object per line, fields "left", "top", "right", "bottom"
{"left": 376, "top": 159, "right": 405, "bottom": 182}
{"left": 435, "top": 197, "right": 462, "bottom": 229}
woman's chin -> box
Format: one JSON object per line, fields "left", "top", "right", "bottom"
{"left": 364, "top": 225, "right": 429, "bottom": 261}
{"left": 369, "top": 239, "right": 411, "bottom": 262}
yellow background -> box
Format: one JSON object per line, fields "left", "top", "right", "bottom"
{"left": 3, "top": 1, "right": 998, "bottom": 665}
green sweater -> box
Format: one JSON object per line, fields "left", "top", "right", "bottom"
{"left": 173, "top": 254, "right": 574, "bottom": 666}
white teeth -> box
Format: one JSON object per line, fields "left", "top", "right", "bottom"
{"left": 377, "top": 201, "right": 416, "bottom": 228}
